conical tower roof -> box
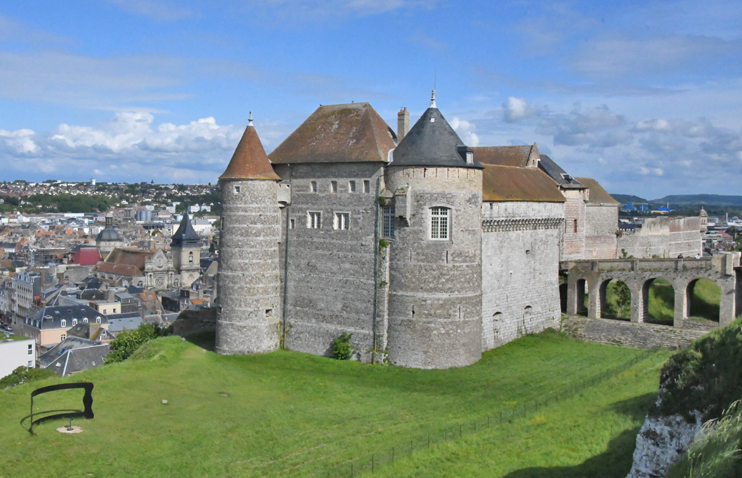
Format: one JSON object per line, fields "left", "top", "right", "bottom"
{"left": 391, "top": 92, "right": 483, "bottom": 169}
{"left": 171, "top": 212, "right": 201, "bottom": 248}
{"left": 220, "top": 114, "right": 280, "bottom": 181}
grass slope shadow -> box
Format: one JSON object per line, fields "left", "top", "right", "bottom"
{"left": 184, "top": 330, "right": 216, "bottom": 352}
{"left": 501, "top": 393, "right": 656, "bottom": 478}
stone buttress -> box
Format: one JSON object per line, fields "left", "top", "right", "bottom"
{"left": 216, "top": 114, "right": 283, "bottom": 355}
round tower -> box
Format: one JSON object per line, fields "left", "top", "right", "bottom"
{"left": 385, "top": 91, "right": 484, "bottom": 369}
{"left": 216, "top": 113, "right": 282, "bottom": 355}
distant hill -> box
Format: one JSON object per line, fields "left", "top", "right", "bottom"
{"left": 610, "top": 194, "right": 648, "bottom": 205}
{"left": 651, "top": 195, "right": 742, "bottom": 207}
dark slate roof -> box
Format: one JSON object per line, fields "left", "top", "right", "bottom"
{"left": 482, "top": 165, "right": 566, "bottom": 203}
{"left": 39, "top": 336, "right": 99, "bottom": 368}
{"left": 269, "top": 102, "right": 397, "bottom": 164}
{"left": 171, "top": 213, "right": 200, "bottom": 248}
{"left": 96, "top": 225, "right": 122, "bottom": 242}
{"left": 538, "top": 154, "right": 585, "bottom": 189}
{"left": 575, "top": 177, "right": 620, "bottom": 204}
{"left": 44, "top": 343, "right": 110, "bottom": 377}
{"left": 391, "top": 107, "right": 483, "bottom": 169}
{"left": 107, "top": 314, "right": 143, "bottom": 333}
{"left": 25, "top": 305, "right": 108, "bottom": 330}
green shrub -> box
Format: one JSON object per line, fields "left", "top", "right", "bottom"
{"left": 105, "top": 323, "right": 163, "bottom": 364}
{"left": 654, "top": 318, "right": 742, "bottom": 422}
{"left": 0, "top": 366, "right": 56, "bottom": 390}
{"left": 332, "top": 333, "right": 353, "bottom": 360}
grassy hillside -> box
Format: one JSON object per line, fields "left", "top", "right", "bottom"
{"left": 653, "top": 194, "right": 742, "bottom": 207}
{"left": 0, "top": 331, "right": 670, "bottom": 477}
{"left": 609, "top": 194, "right": 648, "bottom": 205}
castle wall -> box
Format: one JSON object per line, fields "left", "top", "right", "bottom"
{"left": 273, "top": 163, "right": 384, "bottom": 362}
{"left": 385, "top": 166, "right": 483, "bottom": 369}
{"left": 481, "top": 201, "right": 563, "bottom": 351}
{"left": 584, "top": 204, "right": 618, "bottom": 259}
{"left": 617, "top": 216, "right": 701, "bottom": 259}
{"left": 561, "top": 190, "right": 586, "bottom": 261}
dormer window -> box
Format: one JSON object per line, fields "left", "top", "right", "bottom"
{"left": 466, "top": 151, "right": 473, "bottom": 164}
{"left": 72, "top": 319, "right": 77, "bottom": 326}
{"left": 61, "top": 319, "right": 66, "bottom": 327}
{"left": 83, "top": 318, "right": 88, "bottom": 324}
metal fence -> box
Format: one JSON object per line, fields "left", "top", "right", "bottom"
{"left": 317, "top": 348, "right": 659, "bottom": 477}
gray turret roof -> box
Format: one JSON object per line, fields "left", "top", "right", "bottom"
{"left": 391, "top": 106, "right": 483, "bottom": 169}
{"left": 170, "top": 212, "right": 200, "bottom": 248}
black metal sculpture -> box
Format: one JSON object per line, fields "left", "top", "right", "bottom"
{"left": 23, "top": 382, "right": 94, "bottom": 434}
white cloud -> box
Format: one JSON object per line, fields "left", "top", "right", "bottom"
{"left": 450, "top": 116, "right": 479, "bottom": 147}
{"left": 502, "top": 97, "right": 544, "bottom": 123}
{"left": 537, "top": 104, "right": 631, "bottom": 148}
{"left": 0, "top": 128, "right": 38, "bottom": 154}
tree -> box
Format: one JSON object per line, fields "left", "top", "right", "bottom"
{"left": 105, "top": 323, "right": 162, "bottom": 364}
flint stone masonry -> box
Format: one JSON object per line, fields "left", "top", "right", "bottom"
{"left": 482, "top": 201, "right": 563, "bottom": 351}
{"left": 386, "top": 166, "right": 483, "bottom": 369}
{"left": 216, "top": 178, "right": 281, "bottom": 355}
{"left": 561, "top": 316, "right": 707, "bottom": 350}
{"left": 274, "top": 162, "right": 384, "bottom": 363}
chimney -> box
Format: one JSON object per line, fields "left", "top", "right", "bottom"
{"left": 397, "top": 107, "right": 409, "bottom": 142}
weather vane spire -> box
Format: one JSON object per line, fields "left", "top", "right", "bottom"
{"left": 248, "top": 111, "right": 253, "bottom": 126}
{"left": 430, "top": 72, "right": 437, "bottom": 108}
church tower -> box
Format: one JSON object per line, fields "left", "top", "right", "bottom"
{"left": 171, "top": 212, "right": 201, "bottom": 288}
{"left": 385, "top": 91, "right": 484, "bottom": 368}
{"left": 216, "top": 113, "right": 282, "bottom": 355}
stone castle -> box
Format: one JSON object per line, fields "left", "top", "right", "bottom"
{"left": 215, "top": 92, "right": 702, "bottom": 369}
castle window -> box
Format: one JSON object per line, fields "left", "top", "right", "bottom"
{"left": 310, "top": 181, "right": 317, "bottom": 193}
{"left": 363, "top": 180, "right": 370, "bottom": 193}
{"left": 430, "top": 207, "right": 450, "bottom": 240}
{"left": 234, "top": 186, "right": 240, "bottom": 194}
{"left": 307, "top": 211, "right": 321, "bottom": 229}
{"left": 330, "top": 181, "right": 338, "bottom": 193}
{"left": 334, "top": 212, "right": 350, "bottom": 230}
{"left": 289, "top": 218, "right": 295, "bottom": 229}
{"left": 573, "top": 219, "right": 578, "bottom": 233}
{"left": 382, "top": 206, "right": 395, "bottom": 238}
{"left": 189, "top": 251, "right": 194, "bottom": 263}
{"left": 349, "top": 180, "right": 356, "bottom": 193}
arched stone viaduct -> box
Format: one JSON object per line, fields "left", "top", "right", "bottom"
{"left": 564, "top": 252, "right": 742, "bottom": 327}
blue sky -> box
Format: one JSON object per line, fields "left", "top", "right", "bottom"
{"left": 1, "top": 0, "right": 741, "bottom": 198}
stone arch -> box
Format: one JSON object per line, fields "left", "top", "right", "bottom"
{"left": 642, "top": 277, "right": 675, "bottom": 326}
{"left": 575, "top": 278, "right": 587, "bottom": 316}
{"left": 599, "top": 278, "right": 631, "bottom": 320}
{"left": 686, "top": 278, "right": 720, "bottom": 322}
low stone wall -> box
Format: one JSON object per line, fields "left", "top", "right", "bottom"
{"left": 561, "top": 316, "right": 707, "bottom": 350}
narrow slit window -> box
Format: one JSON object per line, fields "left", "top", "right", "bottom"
{"left": 289, "top": 218, "right": 295, "bottom": 229}
{"left": 573, "top": 219, "right": 578, "bottom": 233}
{"left": 234, "top": 185, "right": 240, "bottom": 194}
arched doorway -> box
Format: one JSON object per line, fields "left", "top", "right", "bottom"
{"left": 643, "top": 278, "right": 674, "bottom": 326}
{"left": 600, "top": 279, "right": 631, "bottom": 320}
{"left": 575, "top": 279, "right": 587, "bottom": 316}
{"left": 686, "top": 278, "right": 720, "bottom": 323}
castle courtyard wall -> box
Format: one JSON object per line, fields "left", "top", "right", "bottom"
{"left": 274, "top": 163, "right": 384, "bottom": 362}
{"left": 481, "top": 201, "right": 563, "bottom": 351}
{"left": 560, "top": 190, "right": 586, "bottom": 261}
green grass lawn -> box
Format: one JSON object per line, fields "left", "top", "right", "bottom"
{"left": 0, "top": 331, "right": 670, "bottom": 477}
